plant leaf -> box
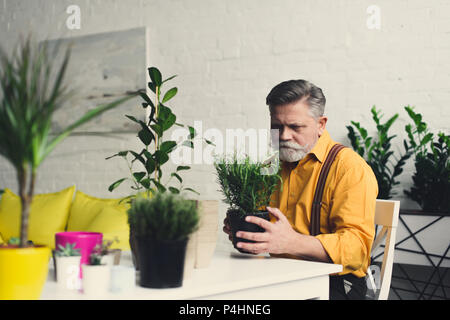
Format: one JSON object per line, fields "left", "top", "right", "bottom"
{"left": 148, "top": 67, "right": 162, "bottom": 86}
{"left": 108, "top": 178, "right": 127, "bottom": 192}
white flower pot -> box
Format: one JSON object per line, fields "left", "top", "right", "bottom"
{"left": 81, "top": 264, "right": 111, "bottom": 296}
{"left": 110, "top": 265, "right": 135, "bottom": 293}
{"left": 55, "top": 256, "right": 82, "bottom": 290}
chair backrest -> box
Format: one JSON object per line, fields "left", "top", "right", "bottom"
{"left": 369, "top": 199, "right": 400, "bottom": 300}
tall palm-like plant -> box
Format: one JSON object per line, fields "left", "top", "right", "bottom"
{"left": 0, "top": 37, "right": 136, "bottom": 247}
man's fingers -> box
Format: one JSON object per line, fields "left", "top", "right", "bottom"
{"left": 236, "top": 231, "right": 269, "bottom": 242}
{"left": 245, "top": 216, "right": 273, "bottom": 231}
{"left": 236, "top": 241, "right": 268, "bottom": 254}
{"left": 267, "top": 206, "right": 286, "bottom": 222}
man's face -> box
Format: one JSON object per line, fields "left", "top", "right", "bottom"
{"left": 270, "top": 98, "right": 327, "bottom": 162}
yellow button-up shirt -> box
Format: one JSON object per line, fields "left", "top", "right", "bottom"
{"left": 270, "top": 129, "right": 378, "bottom": 277}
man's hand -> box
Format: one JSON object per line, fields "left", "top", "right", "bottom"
{"left": 235, "top": 206, "right": 299, "bottom": 255}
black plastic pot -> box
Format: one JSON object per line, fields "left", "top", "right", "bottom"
{"left": 136, "top": 236, "right": 188, "bottom": 288}
{"left": 227, "top": 209, "right": 270, "bottom": 254}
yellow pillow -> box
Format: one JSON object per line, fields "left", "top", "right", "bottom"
{"left": 0, "top": 186, "right": 75, "bottom": 248}
{"left": 66, "top": 190, "right": 129, "bottom": 231}
{"left": 84, "top": 205, "right": 130, "bottom": 250}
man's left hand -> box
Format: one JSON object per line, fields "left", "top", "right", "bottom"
{"left": 236, "top": 206, "right": 300, "bottom": 255}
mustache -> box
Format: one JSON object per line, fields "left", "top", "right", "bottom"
{"left": 279, "top": 141, "right": 309, "bottom": 151}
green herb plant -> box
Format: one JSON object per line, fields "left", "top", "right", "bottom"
{"left": 127, "top": 191, "right": 199, "bottom": 241}
{"left": 54, "top": 243, "right": 81, "bottom": 257}
{"left": 0, "top": 37, "right": 135, "bottom": 247}
{"left": 403, "top": 106, "right": 450, "bottom": 213}
{"left": 107, "top": 67, "right": 214, "bottom": 200}
{"left": 214, "top": 154, "right": 282, "bottom": 217}
{"left": 346, "top": 106, "right": 412, "bottom": 199}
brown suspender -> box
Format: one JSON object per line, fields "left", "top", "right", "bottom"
{"left": 310, "top": 143, "right": 346, "bottom": 236}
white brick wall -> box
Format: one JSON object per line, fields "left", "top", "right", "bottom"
{"left": 0, "top": 0, "right": 449, "bottom": 264}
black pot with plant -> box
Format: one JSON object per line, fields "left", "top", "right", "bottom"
{"left": 127, "top": 191, "right": 199, "bottom": 288}
{"left": 106, "top": 66, "right": 213, "bottom": 269}
{"left": 214, "top": 155, "right": 281, "bottom": 254}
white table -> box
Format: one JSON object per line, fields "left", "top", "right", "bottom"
{"left": 41, "top": 249, "right": 342, "bottom": 300}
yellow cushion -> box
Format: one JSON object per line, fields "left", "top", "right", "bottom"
{"left": 0, "top": 186, "right": 75, "bottom": 248}
{"left": 84, "top": 205, "right": 130, "bottom": 250}
{"left": 67, "top": 190, "right": 129, "bottom": 232}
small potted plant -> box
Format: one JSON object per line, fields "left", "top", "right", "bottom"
{"left": 81, "top": 248, "right": 111, "bottom": 296}
{"left": 127, "top": 191, "right": 199, "bottom": 288}
{"left": 99, "top": 237, "right": 121, "bottom": 266}
{"left": 214, "top": 154, "right": 282, "bottom": 254}
{"left": 54, "top": 243, "right": 82, "bottom": 290}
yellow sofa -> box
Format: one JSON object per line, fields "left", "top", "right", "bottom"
{"left": 0, "top": 186, "right": 130, "bottom": 250}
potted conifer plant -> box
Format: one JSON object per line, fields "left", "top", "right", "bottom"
{"left": 0, "top": 36, "right": 135, "bottom": 300}
{"left": 127, "top": 191, "right": 199, "bottom": 288}
{"left": 214, "top": 155, "right": 281, "bottom": 254}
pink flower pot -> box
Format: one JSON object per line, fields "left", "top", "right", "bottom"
{"left": 55, "top": 232, "right": 103, "bottom": 278}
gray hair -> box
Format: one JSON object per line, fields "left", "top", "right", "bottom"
{"left": 266, "top": 79, "right": 326, "bottom": 119}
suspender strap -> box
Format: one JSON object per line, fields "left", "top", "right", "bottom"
{"left": 310, "top": 143, "right": 346, "bottom": 236}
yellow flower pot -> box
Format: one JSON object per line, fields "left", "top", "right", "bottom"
{"left": 0, "top": 245, "right": 51, "bottom": 300}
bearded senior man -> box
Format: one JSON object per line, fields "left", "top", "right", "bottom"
{"left": 223, "top": 79, "right": 378, "bottom": 300}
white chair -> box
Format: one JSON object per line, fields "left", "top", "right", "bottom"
{"left": 366, "top": 199, "right": 400, "bottom": 300}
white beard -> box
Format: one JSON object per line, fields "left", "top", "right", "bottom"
{"left": 278, "top": 141, "right": 311, "bottom": 162}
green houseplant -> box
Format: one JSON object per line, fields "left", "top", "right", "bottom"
{"left": 214, "top": 154, "right": 281, "bottom": 254}
{"left": 0, "top": 37, "right": 135, "bottom": 299}
{"left": 107, "top": 66, "right": 213, "bottom": 197}
{"left": 346, "top": 106, "right": 412, "bottom": 199}
{"left": 127, "top": 191, "right": 199, "bottom": 288}
{"left": 403, "top": 106, "right": 450, "bottom": 214}
{"left": 106, "top": 66, "right": 212, "bottom": 269}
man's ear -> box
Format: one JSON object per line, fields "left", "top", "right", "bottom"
{"left": 317, "top": 116, "right": 328, "bottom": 136}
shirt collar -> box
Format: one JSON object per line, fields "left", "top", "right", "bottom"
{"left": 307, "top": 129, "right": 333, "bottom": 164}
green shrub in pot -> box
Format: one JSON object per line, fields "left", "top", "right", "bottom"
{"left": 214, "top": 154, "right": 281, "bottom": 254}
{"left": 127, "top": 191, "right": 199, "bottom": 288}
{"left": 106, "top": 66, "right": 213, "bottom": 269}
{"left": 403, "top": 106, "right": 450, "bottom": 214}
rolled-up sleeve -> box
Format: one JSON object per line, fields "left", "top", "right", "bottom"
{"left": 315, "top": 163, "right": 378, "bottom": 277}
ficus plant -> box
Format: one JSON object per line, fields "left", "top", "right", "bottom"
{"left": 0, "top": 37, "right": 135, "bottom": 248}
{"left": 346, "top": 106, "right": 413, "bottom": 199}
{"left": 107, "top": 66, "right": 214, "bottom": 199}
{"left": 403, "top": 106, "right": 450, "bottom": 213}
